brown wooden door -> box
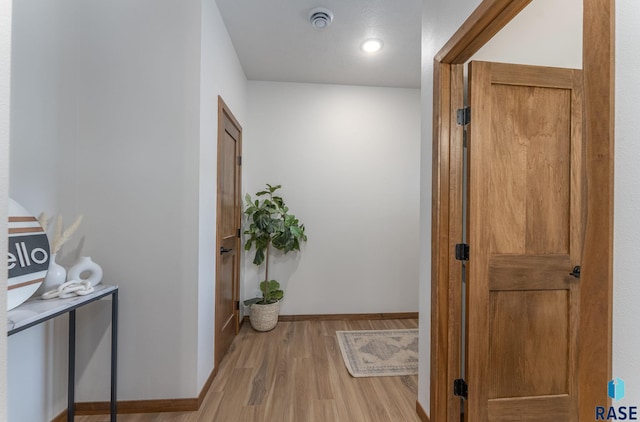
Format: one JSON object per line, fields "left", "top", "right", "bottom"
{"left": 215, "top": 97, "right": 242, "bottom": 367}
{"left": 466, "top": 62, "right": 583, "bottom": 421}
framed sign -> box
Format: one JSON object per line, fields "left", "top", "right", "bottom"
{"left": 7, "top": 199, "right": 50, "bottom": 310}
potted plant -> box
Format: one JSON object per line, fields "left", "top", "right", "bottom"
{"left": 243, "top": 184, "right": 307, "bottom": 331}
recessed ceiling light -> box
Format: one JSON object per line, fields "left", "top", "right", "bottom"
{"left": 361, "top": 39, "right": 383, "bottom": 53}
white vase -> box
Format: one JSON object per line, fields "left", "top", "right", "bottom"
{"left": 39, "top": 254, "right": 66, "bottom": 295}
{"left": 67, "top": 256, "right": 103, "bottom": 287}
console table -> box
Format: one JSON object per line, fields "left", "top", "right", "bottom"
{"left": 8, "top": 284, "right": 118, "bottom": 421}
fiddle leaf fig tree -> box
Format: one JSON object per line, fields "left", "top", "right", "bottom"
{"left": 243, "top": 184, "right": 307, "bottom": 305}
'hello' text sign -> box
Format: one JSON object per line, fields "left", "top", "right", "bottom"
{"left": 7, "top": 199, "right": 50, "bottom": 310}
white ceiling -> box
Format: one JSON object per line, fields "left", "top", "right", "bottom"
{"left": 215, "top": 0, "right": 422, "bottom": 89}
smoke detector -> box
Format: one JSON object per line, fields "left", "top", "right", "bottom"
{"left": 309, "top": 8, "right": 334, "bottom": 30}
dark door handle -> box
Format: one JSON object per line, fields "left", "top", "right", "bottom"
{"left": 220, "top": 247, "right": 233, "bottom": 255}
{"left": 570, "top": 266, "right": 581, "bottom": 279}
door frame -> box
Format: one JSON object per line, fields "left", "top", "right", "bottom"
{"left": 214, "top": 96, "right": 242, "bottom": 368}
{"left": 429, "top": 1, "right": 614, "bottom": 421}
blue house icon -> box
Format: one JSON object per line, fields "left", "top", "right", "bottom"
{"left": 608, "top": 378, "right": 625, "bottom": 401}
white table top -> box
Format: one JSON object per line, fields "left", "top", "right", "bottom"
{"left": 7, "top": 284, "right": 118, "bottom": 335}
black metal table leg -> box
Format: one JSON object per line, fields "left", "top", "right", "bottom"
{"left": 68, "top": 309, "right": 76, "bottom": 422}
{"left": 111, "top": 290, "right": 118, "bottom": 421}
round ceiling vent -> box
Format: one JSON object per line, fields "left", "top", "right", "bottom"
{"left": 309, "top": 8, "right": 334, "bottom": 30}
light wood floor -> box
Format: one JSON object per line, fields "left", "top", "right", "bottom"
{"left": 77, "top": 318, "right": 421, "bottom": 421}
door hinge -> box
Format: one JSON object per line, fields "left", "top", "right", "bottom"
{"left": 237, "top": 156, "right": 242, "bottom": 166}
{"left": 455, "top": 243, "right": 469, "bottom": 261}
{"left": 454, "top": 378, "right": 468, "bottom": 400}
{"left": 457, "top": 107, "right": 471, "bottom": 126}
{"left": 237, "top": 228, "right": 241, "bottom": 238}
{"left": 236, "top": 300, "right": 240, "bottom": 310}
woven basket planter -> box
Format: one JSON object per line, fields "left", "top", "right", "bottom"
{"left": 249, "top": 301, "right": 280, "bottom": 332}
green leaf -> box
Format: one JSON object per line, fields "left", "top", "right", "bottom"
{"left": 270, "top": 290, "right": 284, "bottom": 301}
{"left": 259, "top": 279, "right": 280, "bottom": 290}
{"left": 253, "top": 249, "right": 265, "bottom": 265}
{"left": 258, "top": 280, "right": 283, "bottom": 302}
{"left": 255, "top": 213, "right": 271, "bottom": 230}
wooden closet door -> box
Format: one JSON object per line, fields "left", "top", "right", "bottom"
{"left": 466, "top": 61, "right": 584, "bottom": 422}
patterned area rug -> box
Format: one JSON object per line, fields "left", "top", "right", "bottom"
{"left": 336, "top": 329, "right": 419, "bottom": 377}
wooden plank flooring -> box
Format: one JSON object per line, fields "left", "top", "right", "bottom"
{"left": 77, "top": 319, "right": 421, "bottom": 421}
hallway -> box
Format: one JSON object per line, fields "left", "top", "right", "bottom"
{"left": 78, "top": 318, "right": 420, "bottom": 421}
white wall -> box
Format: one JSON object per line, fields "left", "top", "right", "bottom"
{"left": 197, "top": 0, "right": 246, "bottom": 391}
{"left": 8, "top": 1, "right": 76, "bottom": 419}
{"left": 0, "top": 0, "right": 11, "bottom": 419}
{"left": 68, "top": 0, "right": 203, "bottom": 402}
{"left": 472, "top": 0, "right": 582, "bottom": 68}
{"left": 244, "top": 81, "right": 420, "bottom": 316}
{"left": 419, "top": 0, "right": 583, "bottom": 413}
{"left": 614, "top": 0, "right": 640, "bottom": 405}
{"left": 8, "top": 0, "right": 247, "bottom": 420}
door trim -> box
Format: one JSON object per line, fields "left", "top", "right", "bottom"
{"left": 214, "top": 96, "right": 242, "bottom": 368}
{"left": 429, "top": 0, "right": 614, "bottom": 420}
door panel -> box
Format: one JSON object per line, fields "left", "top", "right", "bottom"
{"left": 215, "top": 97, "right": 242, "bottom": 367}
{"left": 488, "top": 84, "right": 571, "bottom": 255}
{"left": 467, "top": 62, "right": 583, "bottom": 421}
{"left": 489, "top": 289, "right": 568, "bottom": 398}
